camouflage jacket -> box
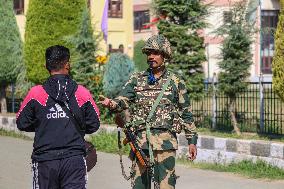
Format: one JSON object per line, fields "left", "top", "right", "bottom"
{"left": 111, "top": 69, "right": 197, "bottom": 150}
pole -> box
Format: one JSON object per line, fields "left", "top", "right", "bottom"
{"left": 206, "top": 43, "right": 210, "bottom": 81}
{"left": 259, "top": 73, "right": 264, "bottom": 132}
{"left": 258, "top": 0, "right": 265, "bottom": 132}
{"left": 259, "top": 0, "right": 262, "bottom": 75}
{"left": 11, "top": 83, "right": 15, "bottom": 113}
{"left": 212, "top": 73, "right": 217, "bottom": 129}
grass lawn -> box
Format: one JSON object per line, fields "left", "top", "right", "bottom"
{"left": 0, "top": 128, "right": 32, "bottom": 140}
{"left": 1, "top": 129, "right": 283, "bottom": 180}
{"left": 90, "top": 130, "right": 284, "bottom": 180}
{"left": 197, "top": 127, "right": 284, "bottom": 143}
{"left": 178, "top": 158, "right": 284, "bottom": 180}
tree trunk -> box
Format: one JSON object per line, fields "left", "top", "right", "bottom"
{"left": 229, "top": 97, "right": 241, "bottom": 135}
{"left": 0, "top": 84, "right": 7, "bottom": 114}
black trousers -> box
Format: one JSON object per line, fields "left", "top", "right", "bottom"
{"left": 32, "top": 155, "right": 87, "bottom": 189}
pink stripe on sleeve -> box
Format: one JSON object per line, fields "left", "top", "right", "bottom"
{"left": 16, "top": 85, "right": 49, "bottom": 119}
{"left": 75, "top": 85, "right": 100, "bottom": 119}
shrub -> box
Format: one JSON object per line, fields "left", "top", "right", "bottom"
{"left": 24, "top": 0, "right": 86, "bottom": 83}
{"left": 133, "top": 40, "right": 148, "bottom": 71}
{"left": 103, "top": 53, "right": 135, "bottom": 98}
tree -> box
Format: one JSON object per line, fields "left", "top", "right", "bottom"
{"left": 15, "top": 62, "right": 34, "bottom": 99}
{"left": 67, "top": 8, "right": 113, "bottom": 122}
{"left": 153, "top": 0, "right": 208, "bottom": 100}
{"left": 216, "top": 1, "right": 254, "bottom": 135}
{"left": 0, "top": 0, "right": 23, "bottom": 113}
{"left": 273, "top": 0, "right": 284, "bottom": 101}
{"left": 103, "top": 53, "right": 135, "bottom": 98}
{"left": 68, "top": 8, "right": 102, "bottom": 98}
{"left": 133, "top": 40, "right": 148, "bottom": 71}
{"left": 24, "top": 0, "right": 86, "bottom": 84}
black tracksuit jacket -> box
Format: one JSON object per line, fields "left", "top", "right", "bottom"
{"left": 16, "top": 74, "right": 100, "bottom": 162}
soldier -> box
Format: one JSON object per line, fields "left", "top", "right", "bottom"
{"left": 100, "top": 34, "right": 197, "bottom": 189}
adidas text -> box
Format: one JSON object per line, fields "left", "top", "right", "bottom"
{"left": 47, "top": 111, "right": 67, "bottom": 119}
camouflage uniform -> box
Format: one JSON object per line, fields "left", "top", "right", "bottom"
{"left": 110, "top": 35, "right": 197, "bottom": 189}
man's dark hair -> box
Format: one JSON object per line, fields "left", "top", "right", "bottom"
{"left": 45, "top": 45, "right": 70, "bottom": 72}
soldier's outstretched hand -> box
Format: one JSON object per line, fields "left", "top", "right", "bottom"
{"left": 99, "top": 95, "right": 111, "bottom": 108}
{"left": 188, "top": 144, "right": 197, "bottom": 161}
{"left": 99, "top": 95, "right": 116, "bottom": 109}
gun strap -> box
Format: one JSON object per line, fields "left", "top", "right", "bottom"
{"left": 145, "top": 73, "right": 172, "bottom": 166}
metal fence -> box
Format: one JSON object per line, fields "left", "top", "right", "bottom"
{"left": 7, "top": 98, "right": 21, "bottom": 113}
{"left": 191, "top": 81, "right": 284, "bottom": 135}
{"left": 6, "top": 81, "right": 284, "bottom": 135}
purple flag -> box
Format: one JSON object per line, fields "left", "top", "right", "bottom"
{"left": 101, "top": 0, "right": 108, "bottom": 42}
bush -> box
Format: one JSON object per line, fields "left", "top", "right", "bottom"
{"left": 103, "top": 53, "right": 135, "bottom": 98}
{"left": 0, "top": 0, "right": 23, "bottom": 113}
{"left": 89, "top": 130, "right": 130, "bottom": 154}
{"left": 133, "top": 40, "right": 148, "bottom": 71}
{"left": 24, "top": 0, "right": 86, "bottom": 84}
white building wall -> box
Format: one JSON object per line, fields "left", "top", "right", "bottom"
{"left": 204, "top": 0, "right": 280, "bottom": 82}
{"left": 133, "top": 0, "right": 281, "bottom": 81}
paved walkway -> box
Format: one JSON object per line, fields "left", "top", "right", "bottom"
{"left": 0, "top": 136, "right": 283, "bottom": 189}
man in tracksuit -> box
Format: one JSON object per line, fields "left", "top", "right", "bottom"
{"left": 17, "top": 45, "right": 100, "bottom": 189}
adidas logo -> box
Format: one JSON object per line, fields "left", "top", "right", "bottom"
{"left": 49, "top": 107, "right": 55, "bottom": 112}
{"left": 47, "top": 103, "right": 69, "bottom": 119}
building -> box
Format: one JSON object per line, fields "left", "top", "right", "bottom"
{"left": 90, "top": 0, "right": 133, "bottom": 57}
{"left": 14, "top": 0, "right": 134, "bottom": 57}
{"left": 203, "top": 0, "right": 280, "bottom": 82}
{"left": 133, "top": 0, "right": 157, "bottom": 42}
{"left": 14, "top": 0, "right": 26, "bottom": 40}
{"left": 132, "top": 0, "right": 281, "bottom": 82}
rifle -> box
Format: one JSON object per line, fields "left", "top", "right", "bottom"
{"left": 116, "top": 113, "right": 150, "bottom": 168}
{"left": 123, "top": 126, "right": 150, "bottom": 168}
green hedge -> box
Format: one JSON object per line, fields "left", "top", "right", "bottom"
{"left": 24, "top": 0, "right": 86, "bottom": 84}
{"left": 103, "top": 53, "right": 134, "bottom": 98}
{"left": 0, "top": 0, "right": 22, "bottom": 84}
{"left": 133, "top": 40, "right": 148, "bottom": 71}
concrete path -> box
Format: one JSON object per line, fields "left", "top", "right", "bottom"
{"left": 0, "top": 136, "right": 283, "bottom": 189}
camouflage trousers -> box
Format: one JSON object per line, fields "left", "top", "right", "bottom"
{"left": 132, "top": 150, "right": 176, "bottom": 189}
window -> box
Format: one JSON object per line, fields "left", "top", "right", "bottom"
{"left": 134, "top": 10, "right": 150, "bottom": 31}
{"left": 108, "top": 44, "right": 124, "bottom": 53}
{"left": 13, "top": 0, "right": 24, "bottom": 15}
{"left": 223, "top": 11, "right": 232, "bottom": 24}
{"left": 261, "top": 10, "right": 279, "bottom": 74}
{"left": 108, "top": 0, "right": 123, "bottom": 18}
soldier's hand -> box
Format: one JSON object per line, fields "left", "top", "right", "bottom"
{"left": 99, "top": 95, "right": 111, "bottom": 108}
{"left": 188, "top": 144, "right": 197, "bottom": 161}
{"left": 99, "top": 95, "right": 116, "bottom": 109}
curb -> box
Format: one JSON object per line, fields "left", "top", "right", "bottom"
{"left": 1, "top": 115, "right": 283, "bottom": 169}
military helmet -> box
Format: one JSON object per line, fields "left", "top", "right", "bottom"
{"left": 142, "top": 34, "right": 172, "bottom": 59}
